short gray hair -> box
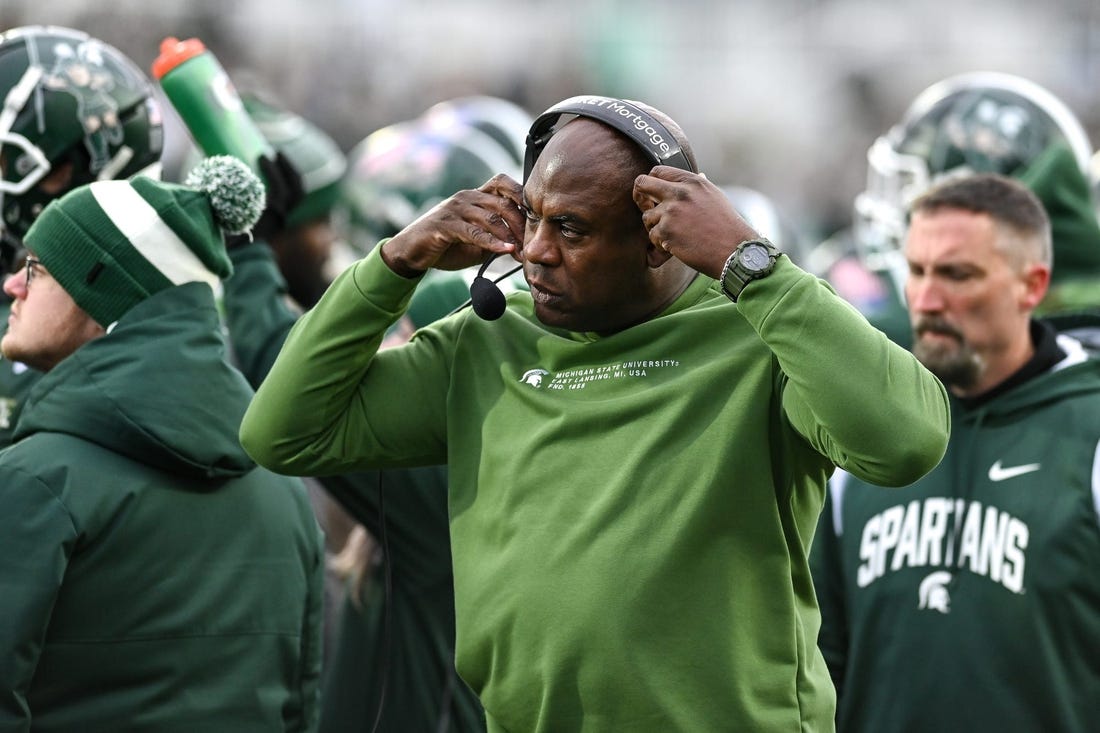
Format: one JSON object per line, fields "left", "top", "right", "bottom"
{"left": 909, "top": 173, "right": 1052, "bottom": 269}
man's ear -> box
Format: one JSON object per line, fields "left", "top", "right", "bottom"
{"left": 646, "top": 238, "right": 675, "bottom": 268}
{"left": 1020, "top": 262, "right": 1051, "bottom": 310}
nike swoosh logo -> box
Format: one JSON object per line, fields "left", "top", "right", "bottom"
{"left": 988, "top": 460, "right": 1041, "bottom": 482}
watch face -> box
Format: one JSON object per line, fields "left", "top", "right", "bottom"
{"left": 741, "top": 243, "right": 772, "bottom": 272}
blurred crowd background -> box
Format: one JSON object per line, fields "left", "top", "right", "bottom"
{"left": 4, "top": 0, "right": 1100, "bottom": 244}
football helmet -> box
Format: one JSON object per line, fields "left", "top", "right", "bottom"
{"left": 420, "top": 95, "right": 532, "bottom": 176}
{"left": 240, "top": 91, "right": 347, "bottom": 227}
{"left": 0, "top": 26, "right": 164, "bottom": 265}
{"left": 721, "top": 185, "right": 810, "bottom": 269}
{"left": 1090, "top": 150, "right": 1100, "bottom": 218}
{"left": 335, "top": 116, "right": 517, "bottom": 256}
{"left": 854, "top": 71, "right": 1092, "bottom": 267}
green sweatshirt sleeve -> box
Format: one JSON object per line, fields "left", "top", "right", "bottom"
{"left": 242, "top": 250, "right": 950, "bottom": 487}
{"left": 240, "top": 245, "right": 444, "bottom": 475}
{"left": 737, "top": 257, "right": 950, "bottom": 486}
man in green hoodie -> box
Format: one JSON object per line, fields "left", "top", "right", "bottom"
{"left": 0, "top": 156, "right": 324, "bottom": 731}
{"left": 817, "top": 71, "right": 1100, "bottom": 349}
{"left": 240, "top": 95, "right": 950, "bottom": 732}
{"left": 811, "top": 173, "right": 1100, "bottom": 733}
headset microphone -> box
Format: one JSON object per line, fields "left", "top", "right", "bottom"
{"left": 469, "top": 254, "right": 508, "bottom": 320}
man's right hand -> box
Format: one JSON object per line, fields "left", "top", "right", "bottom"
{"left": 381, "top": 174, "right": 524, "bottom": 278}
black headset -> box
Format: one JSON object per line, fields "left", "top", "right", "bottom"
{"left": 468, "top": 95, "right": 696, "bottom": 320}
{"left": 523, "top": 95, "right": 696, "bottom": 182}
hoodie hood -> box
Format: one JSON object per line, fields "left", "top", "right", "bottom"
{"left": 14, "top": 282, "right": 256, "bottom": 479}
{"left": 957, "top": 330, "right": 1100, "bottom": 426}
{"left": 1015, "top": 143, "right": 1100, "bottom": 311}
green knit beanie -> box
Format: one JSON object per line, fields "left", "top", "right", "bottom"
{"left": 24, "top": 156, "right": 265, "bottom": 327}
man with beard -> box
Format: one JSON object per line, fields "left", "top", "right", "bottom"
{"left": 811, "top": 173, "right": 1100, "bottom": 733}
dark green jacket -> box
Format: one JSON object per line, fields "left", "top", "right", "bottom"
{"left": 0, "top": 283, "right": 324, "bottom": 732}
{"left": 224, "top": 242, "right": 486, "bottom": 733}
{"left": 812, "top": 322, "right": 1100, "bottom": 733}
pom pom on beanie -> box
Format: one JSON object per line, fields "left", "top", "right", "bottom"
{"left": 185, "top": 155, "right": 266, "bottom": 235}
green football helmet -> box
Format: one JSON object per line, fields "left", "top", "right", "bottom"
{"left": 335, "top": 116, "right": 519, "bottom": 256}
{"left": 1090, "top": 151, "right": 1100, "bottom": 220}
{"left": 240, "top": 91, "right": 347, "bottom": 227}
{"left": 721, "top": 185, "right": 809, "bottom": 269}
{"left": 420, "top": 95, "right": 532, "bottom": 174}
{"left": 0, "top": 26, "right": 164, "bottom": 265}
{"left": 854, "top": 71, "right": 1092, "bottom": 268}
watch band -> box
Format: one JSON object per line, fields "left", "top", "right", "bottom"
{"left": 719, "top": 249, "right": 743, "bottom": 302}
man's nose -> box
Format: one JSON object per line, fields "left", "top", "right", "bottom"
{"left": 906, "top": 277, "right": 944, "bottom": 313}
{"left": 520, "top": 227, "right": 559, "bottom": 266}
{"left": 2, "top": 271, "right": 25, "bottom": 300}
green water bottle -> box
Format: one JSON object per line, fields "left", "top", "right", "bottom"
{"left": 152, "top": 37, "right": 274, "bottom": 182}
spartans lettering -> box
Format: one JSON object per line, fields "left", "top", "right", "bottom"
{"left": 857, "top": 498, "right": 1028, "bottom": 593}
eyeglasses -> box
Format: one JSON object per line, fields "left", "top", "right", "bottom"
{"left": 25, "top": 256, "right": 43, "bottom": 290}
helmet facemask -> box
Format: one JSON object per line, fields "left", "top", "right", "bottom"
{"left": 0, "top": 26, "right": 164, "bottom": 256}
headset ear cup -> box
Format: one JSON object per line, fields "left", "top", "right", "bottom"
{"left": 523, "top": 143, "right": 535, "bottom": 183}
{"left": 522, "top": 132, "right": 541, "bottom": 183}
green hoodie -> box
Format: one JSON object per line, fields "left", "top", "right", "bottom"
{"left": 241, "top": 246, "right": 949, "bottom": 732}
{"left": 812, "top": 321, "right": 1100, "bottom": 733}
{"left": 0, "top": 282, "right": 324, "bottom": 732}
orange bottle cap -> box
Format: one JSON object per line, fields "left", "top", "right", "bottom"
{"left": 151, "top": 37, "right": 207, "bottom": 79}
